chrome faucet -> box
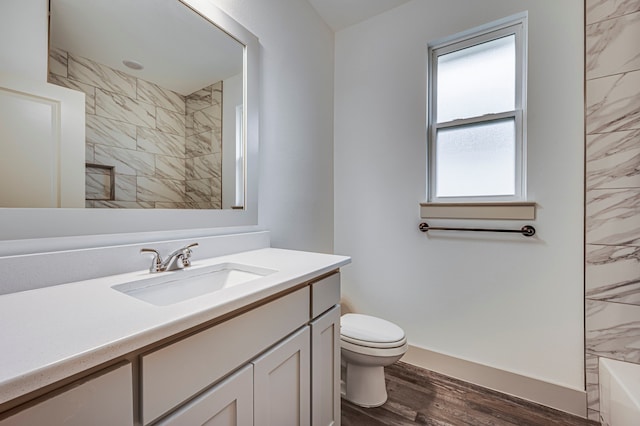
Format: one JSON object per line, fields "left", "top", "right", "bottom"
{"left": 140, "top": 243, "right": 199, "bottom": 273}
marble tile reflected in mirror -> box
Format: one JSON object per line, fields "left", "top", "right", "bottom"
{"left": 48, "top": 0, "right": 245, "bottom": 209}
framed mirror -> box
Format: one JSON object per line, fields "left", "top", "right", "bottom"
{"left": 0, "top": 0, "right": 259, "bottom": 244}
{"left": 46, "top": 0, "right": 245, "bottom": 210}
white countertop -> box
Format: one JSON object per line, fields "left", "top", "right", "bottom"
{"left": 0, "top": 247, "right": 350, "bottom": 406}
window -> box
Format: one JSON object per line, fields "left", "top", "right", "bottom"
{"left": 428, "top": 15, "right": 527, "bottom": 203}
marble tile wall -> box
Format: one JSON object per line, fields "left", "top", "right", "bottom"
{"left": 48, "top": 48, "right": 223, "bottom": 209}
{"left": 585, "top": 0, "right": 640, "bottom": 421}
{"left": 185, "top": 82, "right": 223, "bottom": 209}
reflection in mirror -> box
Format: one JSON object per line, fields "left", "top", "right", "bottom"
{"left": 48, "top": 0, "right": 245, "bottom": 209}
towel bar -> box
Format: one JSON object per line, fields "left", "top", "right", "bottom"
{"left": 418, "top": 222, "right": 535, "bottom": 237}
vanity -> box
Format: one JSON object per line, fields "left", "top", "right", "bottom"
{"left": 0, "top": 0, "right": 348, "bottom": 423}
{"left": 0, "top": 247, "right": 350, "bottom": 425}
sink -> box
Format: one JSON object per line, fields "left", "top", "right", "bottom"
{"left": 113, "top": 262, "right": 277, "bottom": 306}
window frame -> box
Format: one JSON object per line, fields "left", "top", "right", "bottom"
{"left": 427, "top": 15, "right": 527, "bottom": 203}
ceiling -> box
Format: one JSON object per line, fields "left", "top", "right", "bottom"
{"left": 49, "top": 0, "right": 244, "bottom": 96}
{"left": 307, "top": 0, "right": 412, "bottom": 32}
{"left": 48, "top": 0, "right": 411, "bottom": 96}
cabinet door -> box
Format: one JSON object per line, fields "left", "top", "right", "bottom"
{"left": 253, "top": 327, "right": 311, "bottom": 426}
{"left": 0, "top": 363, "right": 133, "bottom": 426}
{"left": 311, "top": 305, "right": 341, "bottom": 426}
{"left": 158, "top": 365, "right": 253, "bottom": 426}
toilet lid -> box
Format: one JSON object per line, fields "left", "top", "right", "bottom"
{"left": 341, "top": 313, "right": 405, "bottom": 344}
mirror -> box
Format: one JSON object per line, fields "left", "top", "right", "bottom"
{"left": 47, "top": 0, "right": 244, "bottom": 209}
{"left": 0, "top": 0, "right": 259, "bottom": 244}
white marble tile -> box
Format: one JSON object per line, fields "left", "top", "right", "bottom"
{"left": 185, "top": 113, "right": 194, "bottom": 137}
{"left": 95, "top": 89, "right": 156, "bottom": 128}
{"left": 586, "top": 354, "right": 600, "bottom": 413}
{"left": 92, "top": 201, "right": 154, "bottom": 209}
{"left": 86, "top": 115, "right": 137, "bottom": 150}
{"left": 586, "top": 299, "right": 640, "bottom": 362}
{"left": 114, "top": 174, "right": 137, "bottom": 202}
{"left": 186, "top": 154, "right": 221, "bottom": 180}
{"left": 587, "top": 188, "right": 640, "bottom": 245}
{"left": 186, "top": 131, "right": 213, "bottom": 156}
{"left": 196, "top": 105, "right": 222, "bottom": 135}
{"left": 68, "top": 54, "right": 136, "bottom": 98}
{"left": 86, "top": 170, "right": 112, "bottom": 201}
{"left": 137, "top": 127, "right": 185, "bottom": 158}
{"left": 154, "top": 202, "right": 185, "bottom": 209}
{"left": 587, "top": 11, "right": 640, "bottom": 80}
{"left": 48, "top": 74, "right": 96, "bottom": 115}
{"left": 587, "top": 244, "right": 640, "bottom": 305}
{"left": 86, "top": 144, "right": 95, "bottom": 163}
{"left": 94, "top": 145, "right": 155, "bottom": 177}
{"left": 587, "top": 129, "right": 640, "bottom": 190}
{"left": 186, "top": 87, "right": 212, "bottom": 114}
{"left": 154, "top": 201, "right": 216, "bottom": 209}
{"left": 587, "top": 69, "right": 640, "bottom": 134}
{"left": 587, "top": 0, "right": 640, "bottom": 25}
{"left": 156, "top": 155, "right": 185, "bottom": 181}
{"left": 185, "top": 178, "right": 213, "bottom": 203}
{"left": 137, "top": 79, "right": 185, "bottom": 114}
{"left": 48, "top": 47, "right": 67, "bottom": 78}
{"left": 156, "top": 108, "right": 186, "bottom": 137}
{"left": 136, "top": 177, "right": 184, "bottom": 203}
{"left": 210, "top": 175, "right": 222, "bottom": 209}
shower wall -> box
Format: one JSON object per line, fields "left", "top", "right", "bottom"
{"left": 584, "top": 0, "right": 640, "bottom": 421}
{"left": 48, "top": 48, "right": 222, "bottom": 208}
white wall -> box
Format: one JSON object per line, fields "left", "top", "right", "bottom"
{"left": 0, "top": 0, "right": 48, "bottom": 81}
{"left": 0, "top": 0, "right": 335, "bottom": 255}
{"left": 213, "top": 0, "right": 335, "bottom": 253}
{"left": 334, "top": 0, "right": 584, "bottom": 392}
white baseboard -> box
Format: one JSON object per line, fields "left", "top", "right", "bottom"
{"left": 401, "top": 344, "right": 587, "bottom": 418}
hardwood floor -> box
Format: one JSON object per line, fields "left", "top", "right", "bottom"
{"left": 341, "top": 362, "right": 599, "bottom": 426}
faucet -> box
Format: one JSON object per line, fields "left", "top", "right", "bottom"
{"left": 140, "top": 243, "right": 199, "bottom": 273}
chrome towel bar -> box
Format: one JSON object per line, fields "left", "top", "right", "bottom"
{"left": 418, "top": 222, "right": 536, "bottom": 237}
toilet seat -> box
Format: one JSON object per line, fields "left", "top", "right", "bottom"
{"left": 340, "top": 313, "right": 406, "bottom": 349}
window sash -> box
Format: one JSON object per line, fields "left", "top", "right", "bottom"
{"left": 427, "top": 18, "right": 526, "bottom": 203}
{"left": 429, "top": 111, "right": 523, "bottom": 201}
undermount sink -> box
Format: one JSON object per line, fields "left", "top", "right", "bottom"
{"left": 113, "top": 262, "right": 277, "bottom": 306}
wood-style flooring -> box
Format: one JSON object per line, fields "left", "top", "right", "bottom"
{"left": 341, "top": 362, "right": 598, "bottom": 426}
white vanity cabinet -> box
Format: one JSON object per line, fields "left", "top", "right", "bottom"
{"left": 0, "top": 363, "right": 134, "bottom": 426}
{"left": 145, "top": 272, "right": 341, "bottom": 426}
{"left": 0, "top": 270, "right": 343, "bottom": 426}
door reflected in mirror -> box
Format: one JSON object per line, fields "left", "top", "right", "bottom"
{"left": 47, "top": 0, "right": 245, "bottom": 209}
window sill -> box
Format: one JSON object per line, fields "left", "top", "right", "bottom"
{"left": 419, "top": 202, "right": 536, "bottom": 220}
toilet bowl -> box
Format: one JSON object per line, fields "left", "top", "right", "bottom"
{"left": 340, "top": 313, "right": 408, "bottom": 407}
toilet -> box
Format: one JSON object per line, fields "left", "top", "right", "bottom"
{"left": 340, "top": 313, "right": 408, "bottom": 407}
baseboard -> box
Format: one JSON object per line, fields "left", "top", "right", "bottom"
{"left": 402, "top": 345, "right": 587, "bottom": 418}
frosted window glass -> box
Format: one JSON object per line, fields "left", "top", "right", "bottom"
{"left": 436, "top": 118, "right": 515, "bottom": 197}
{"left": 437, "top": 35, "right": 515, "bottom": 122}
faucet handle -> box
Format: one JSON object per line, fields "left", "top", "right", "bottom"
{"left": 141, "top": 248, "right": 163, "bottom": 273}
{"left": 181, "top": 243, "right": 199, "bottom": 267}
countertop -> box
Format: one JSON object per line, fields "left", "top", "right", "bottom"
{"left": 0, "top": 247, "right": 350, "bottom": 406}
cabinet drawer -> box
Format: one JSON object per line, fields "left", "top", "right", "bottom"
{"left": 311, "top": 273, "right": 340, "bottom": 318}
{"left": 141, "top": 287, "right": 310, "bottom": 425}
{"left": 0, "top": 363, "right": 133, "bottom": 426}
